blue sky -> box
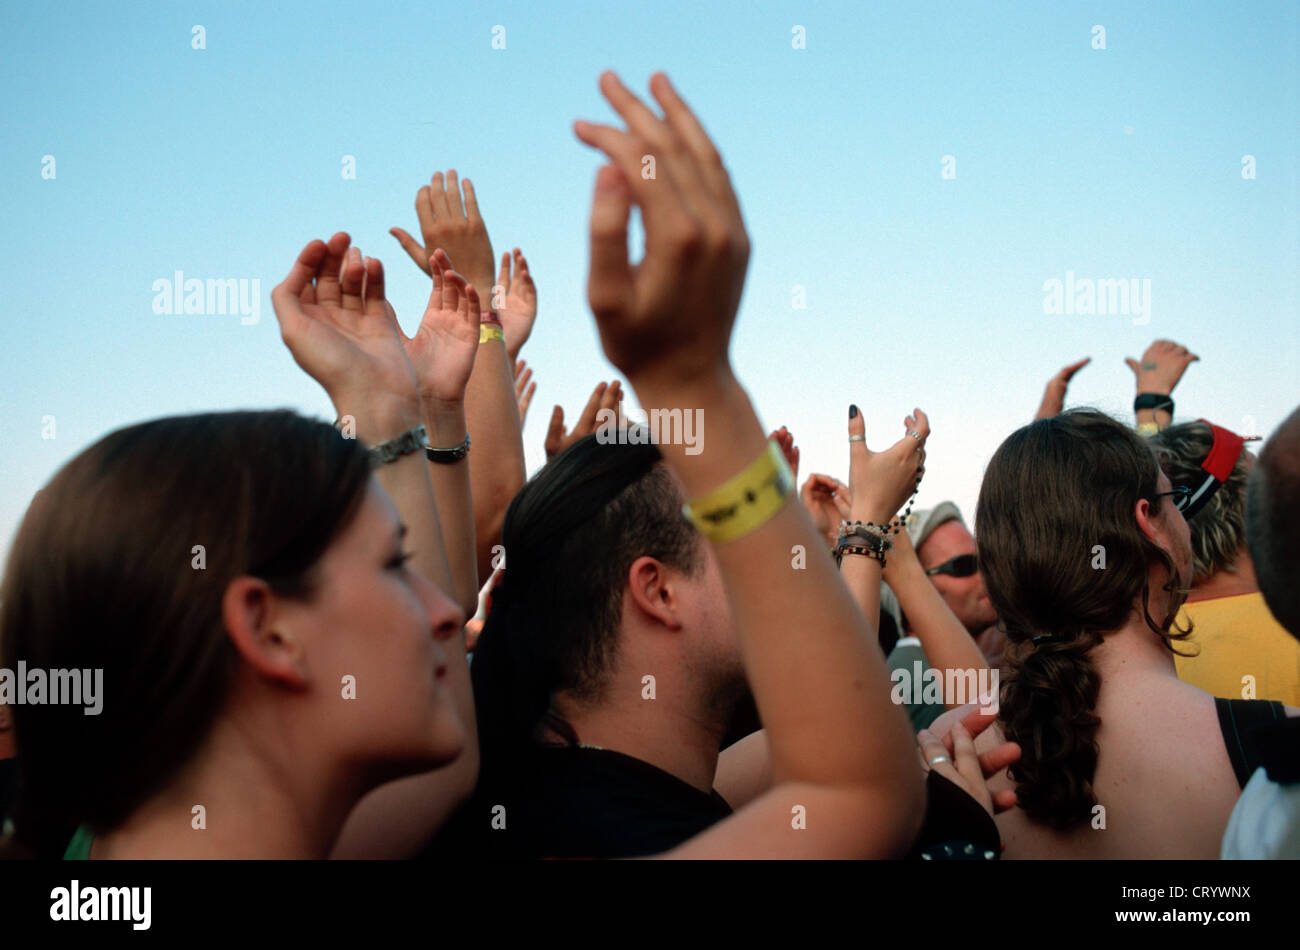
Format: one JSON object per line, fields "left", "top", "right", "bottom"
{"left": 1, "top": 1, "right": 1296, "bottom": 563}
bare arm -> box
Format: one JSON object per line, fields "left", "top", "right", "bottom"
{"left": 271, "top": 234, "right": 479, "bottom": 857}
{"left": 882, "top": 529, "right": 989, "bottom": 699}
{"left": 576, "top": 71, "right": 925, "bottom": 859}
{"left": 391, "top": 170, "right": 527, "bottom": 583}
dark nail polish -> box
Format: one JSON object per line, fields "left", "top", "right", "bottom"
{"left": 849, "top": 404, "right": 859, "bottom": 419}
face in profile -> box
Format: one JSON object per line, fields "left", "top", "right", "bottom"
{"left": 280, "top": 478, "right": 466, "bottom": 782}
{"left": 1151, "top": 470, "right": 1195, "bottom": 594}
{"left": 917, "top": 521, "right": 999, "bottom": 634}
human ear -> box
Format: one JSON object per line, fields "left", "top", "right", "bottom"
{"left": 221, "top": 576, "right": 311, "bottom": 689}
{"left": 625, "top": 556, "right": 683, "bottom": 631}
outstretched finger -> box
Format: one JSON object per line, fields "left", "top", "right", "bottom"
{"left": 272, "top": 239, "right": 329, "bottom": 312}
{"left": 462, "top": 177, "right": 482, "bottom": 220}
{"left": 362, "top": 256, "right": 388, "bottom": 319}
{"left": 1061, "top": 356, "right": 1092, "bottom": 381}
{"left": 316, "top": 232, "right": 351, "bottom": 305}
{"left": 575, "top": 382, "right": 610, "bottom": 435}
{"left": 585, "top": 164, "right": 635, "bottom": 323}
{"left": 648, "top": 72, "right": 741, "bottom": 218}
{"left": 545, "top": 405, "right": 566, "bottom": 455}
{"left": 463, "top": 282, "right": 482, "bottom": 326}
{"left": 339, "top": 246, "right": 365, "bottom": 312}
{"left": 428, "top": 172, "right": 450, "bottom": 218}
{"left": 498, "top": 251, "right": 512, "bottom": 294}
{"left": 444, "top": 169, "right": 466, "bottom": 219}
{"left": 390, "top": 227, "right": 431, "bottom": 275}
{"left": 978, "top": 740, "right": 1021, "bottom": 779}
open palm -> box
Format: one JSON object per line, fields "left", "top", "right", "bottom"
{"left": 400, "top": 249, "right": 481, "bottom": 407}
{"left": 271, "top": 233, "right": 419, "bottom": 414}
{"left": 496, "top": 248, "right": 537, "bottom": 359}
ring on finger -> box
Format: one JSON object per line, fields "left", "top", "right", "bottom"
{"left": 928, "top": 754, "right": 950, "bottom": 767}
{"left": 848, "top": 435, "right": 866, "bottom": 443}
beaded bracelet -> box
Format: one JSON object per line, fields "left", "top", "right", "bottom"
{"left": 837, "top": 543, "right": 888, "bottom": 565}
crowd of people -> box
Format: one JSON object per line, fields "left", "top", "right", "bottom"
{"left": 1, "top": 71, "right": 1297, "bottom": 861}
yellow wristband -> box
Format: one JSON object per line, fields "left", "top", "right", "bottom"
{"left": 1136, "top": 421, "right": 1160, "bottom": 437}
{"left": 682, "top": 440, "right": 795, "bottom": 543}
{"left": 479, "top": 324, "right": 505, "bottom": 344}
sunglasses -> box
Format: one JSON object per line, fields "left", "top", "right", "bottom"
{"left": 1154, "top": 485, "right": 1194, "bottom": 513}
{"left": 925, "top": 553, "right": 979, "bottom": 578}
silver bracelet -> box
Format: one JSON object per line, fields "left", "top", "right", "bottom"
{"left": 367, "top": 425, "right": 429, "bottom": 467}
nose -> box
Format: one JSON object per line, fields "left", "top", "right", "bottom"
{"left": 416, "top": 572, "right": 466, "bottom": 641}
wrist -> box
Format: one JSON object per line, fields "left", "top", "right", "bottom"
{"left": 332, "top": 393, "right": 422, "bottom": 444}
{"left": 422, "top": 400, "right": 468, "bottom": 445}
{"left": 631, "top": 362, "right": 740, "bottom": 409}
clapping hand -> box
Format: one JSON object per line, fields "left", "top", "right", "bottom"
{"left": 271, "top": 232, "right": 420, "bottom": 437}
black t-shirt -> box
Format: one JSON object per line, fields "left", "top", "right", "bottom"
{"left": 428, "top": 746, "right": 732, "bottom": 860}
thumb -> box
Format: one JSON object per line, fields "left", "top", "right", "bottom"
{"left": 390, "top": 227, "right": 431, "bottom": 275}
{"left": 847, "top": 403, "right": 866, "bottom": 444}
{"left": 1124, "top": 357, "right": 1140, "bottom": 374}
{"left": 587, "top": 164, "right": 633, "bottom": 321}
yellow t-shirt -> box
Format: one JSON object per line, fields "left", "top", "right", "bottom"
{"left": 1174, "top": 593, "right": 1300, "bottom": 706}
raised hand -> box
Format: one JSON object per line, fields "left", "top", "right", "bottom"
{"left": 846, "top": 405, "right": 929, "bottom": 524}
{"left": 495, "top": 249, "right": 538, "bottom": 361}
{"left": 1034, "top": 356, "right": 1090, "bottom": 420}
{"left": 1124, "top": 339, "right": 1199, "bottom": 396}
{"left": 271, "top": 233, "right": 420, "bottom": 432}
{"left": 576, "top": 72, "right": 749, "bottom": 392}
{"left": 514, "top": 359, "right": 537, "bottom": 424}
{"left": 395, "top": 249, "right": 481, "bottom": 409}
{"left": 799, "top": 473, "right": 850, "bottom": 542}
{"left": 544, "top": 379, "right": 622, "bottom": 460}
{"left": 390, "top": 170, "right": 497, "bottom": 298}
{"left": 769, "top": 426, "right": 800, "bottom": 481}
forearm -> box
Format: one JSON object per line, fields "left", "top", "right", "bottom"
{"left": 341, "top": 398, "right": 455, "bottom": 602}
{"left": 464, "top": 337, "right": 527, "bottom": 580}
{"left": 423, "top": 400, "right": 479, "bottom": 619}
{"left": 634, "top": 372, "right": 921, "bottom": 817}
{"left": 885, "top": 558, "right": 989, "bottom": 694}
{"left": 839, "top": 554, "right": 884, "bottom": 636}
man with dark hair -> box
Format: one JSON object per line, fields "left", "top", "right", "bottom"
{"left": 432, "top": 434, "right": 750, "bottom": 858}
{"left": 1222, "top": 405, "right": 1300, "bottom": 857}
{"left": 1151, "top": 421, "right": 1300, "bottom": 705}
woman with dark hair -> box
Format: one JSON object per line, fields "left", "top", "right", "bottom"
{"left": 976, "top": 409, "right": 1299, "bottom": 858}
{"left": 2, "top": 233, "right": 484, "bottom": 858}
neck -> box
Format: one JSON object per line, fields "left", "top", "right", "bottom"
{"left": 1186, "top": 547, "right": 1258, "bottom": 603}
{"left": 1089, "top": 583, "right": 1184, "bottom": 681}
{"left": 96, "top": 713, "right": 361, "bottom": 859}
{"left": 552, "top": 672, "right": 733, "bottom": 795}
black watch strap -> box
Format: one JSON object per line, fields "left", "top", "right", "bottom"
{"left": 1134, "top": 393, "right": 1174, "bottom": 415}
{"left": 426, "top": 433, "right": 471, "bottom": 464}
